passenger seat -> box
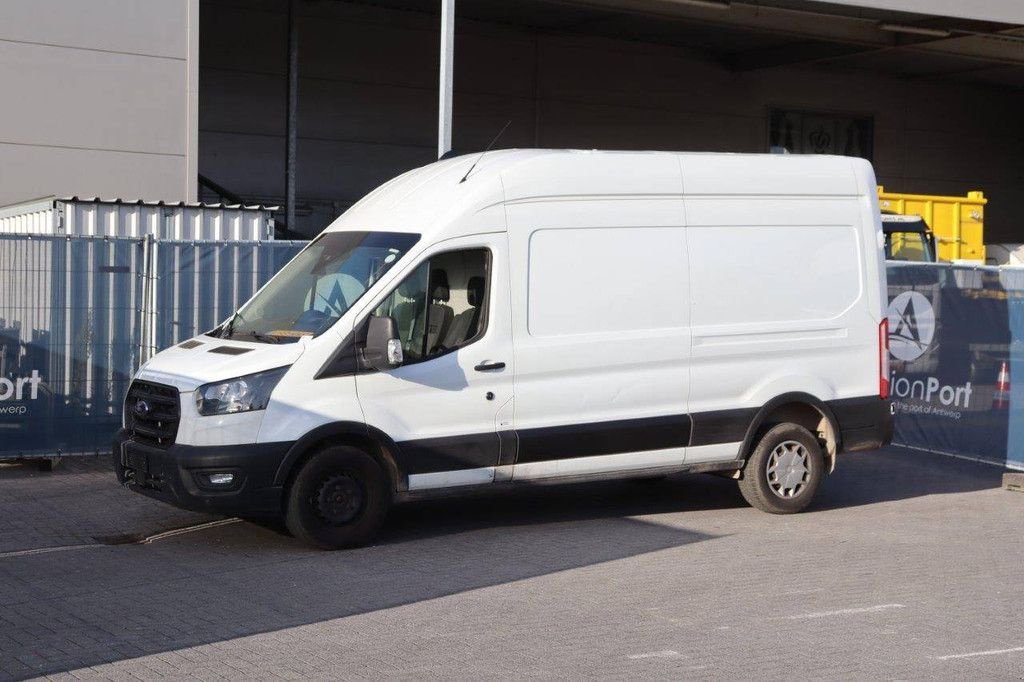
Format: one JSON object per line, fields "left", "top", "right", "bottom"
{"left": 423, "top": 269, "right": 454, "bottom": 353}
{"left": 444, "top": 276, "right": 485, "bottom": 348}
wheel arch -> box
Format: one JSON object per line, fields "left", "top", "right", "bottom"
{"left": 274, "top": 422, "right": 406, "bottom": 504}
{"left": 740, "top": 392, "right": 842, "bottom": 472}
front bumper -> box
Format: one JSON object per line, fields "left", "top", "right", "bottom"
{"left": 113, "top": 429, "right": 291, "bottom": 516}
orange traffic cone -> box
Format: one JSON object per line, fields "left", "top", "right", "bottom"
{"left": 993, "top": 361, "right": 1010, "bottom": 410}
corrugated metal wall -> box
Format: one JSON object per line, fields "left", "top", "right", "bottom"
{"left": 0, "top": 199, "right": 277, "bottom": 241}
{"left": 0, "top": 199, "right": 55, "bottom": 234}
{"left": 0, "top": 235, "right": 304, "bottom": 457}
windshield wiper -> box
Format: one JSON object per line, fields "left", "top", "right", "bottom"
{"left": 222, "top": 311, "right": 279, "bottom": 343}
{"left": 245, "top": 330, "right": 281, "bottom": 344}
{"left": 222, "top": 310, "right": 244, "bottom": 339}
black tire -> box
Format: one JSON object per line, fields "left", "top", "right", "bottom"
{"left": 738, "top": 423, "right": 824, "bottom": 514}
{"left": 285, "top": 445, "right": 391, "bottom": 549}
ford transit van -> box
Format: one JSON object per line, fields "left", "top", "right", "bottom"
{"left": 114, "top": 150, "right": 893, "bottom": 549}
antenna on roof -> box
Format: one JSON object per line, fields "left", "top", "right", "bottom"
{"left": 459, "top": 120, "right": 512, "bottom": 184}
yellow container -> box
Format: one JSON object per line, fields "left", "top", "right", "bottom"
{"left": 877, "top": 186, "right": 987, "bottom": 263}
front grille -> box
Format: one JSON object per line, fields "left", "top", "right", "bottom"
{"left": 124, "top": 380, "right": 180, "bottom": 448}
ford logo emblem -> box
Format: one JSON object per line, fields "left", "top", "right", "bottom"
{"left": 134, "top": 399, "right": 151, "bottom": 417}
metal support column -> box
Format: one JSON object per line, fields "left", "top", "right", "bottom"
{"left": 438, "top": 0, "right": 455, "bottom": 158}
{"left": 286, "top": 0, "right": 299, "bottom": 231}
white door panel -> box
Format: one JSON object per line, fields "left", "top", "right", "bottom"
{"left": 506, "top": 197, "right": 692, "bottom": 472}
{"left": 355, "top": 233, "right": 513, "bottom": 479}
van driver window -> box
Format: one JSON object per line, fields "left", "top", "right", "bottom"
{"left": 375, "top": 249, "right": 489, "bottom": 363}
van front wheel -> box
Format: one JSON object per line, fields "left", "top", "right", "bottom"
{"left": 738, "top": 423, "right": 824, "bottom": 514}
{"left": 285, "top": 446, "right": 390, "bottom": 549}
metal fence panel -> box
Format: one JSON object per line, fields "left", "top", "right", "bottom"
{"left": 0, "top": 235, "right": 146, "bottom": 456}
{"left": 887, "top": 262, "right": 1024, "bottom": 470}
{"left": 10, "top": 245, "right": 1017, "bottom": 466}
{"left": 0, "top": 235, "right": 304, "bottom": 458}
{"left": 152, "top": 240, "right": 304, "bottom": 350}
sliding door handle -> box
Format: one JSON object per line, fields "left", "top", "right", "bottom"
{"left": 474, "top": 361, "right": 506, "bottom": 372}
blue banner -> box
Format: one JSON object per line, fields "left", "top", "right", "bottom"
{"left": 0, "top": 235, "right": 304, "bottom": 458}
{"left": 887, "top": 263, "right": 1024, "bottom": 470}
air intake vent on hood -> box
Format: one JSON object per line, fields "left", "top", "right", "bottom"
{"left": 208, "top": 345, "right": 252, "bottom": 356}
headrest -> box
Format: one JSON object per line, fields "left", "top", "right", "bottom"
{"left": 398, "top": 276, "right": 421, "bottom": 299}
{"left": 466, "top": 276, "right": 485, "bottom": 307}
{"left": 429, "top": 269, "right": 450, "bottom": 302}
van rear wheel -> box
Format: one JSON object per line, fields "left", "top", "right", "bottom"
{"left": 738, "top": 423, "right": 824, "bottom": 514}
{"left": 285, "top": 446, "right": 390, "bottom": 549}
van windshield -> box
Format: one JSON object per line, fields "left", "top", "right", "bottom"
{"left": 213, "top": 231, "right": 420, "bottom": 344}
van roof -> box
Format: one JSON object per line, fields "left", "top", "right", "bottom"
{"left": 327, "top": 149, "right": 871, "bottom": 237}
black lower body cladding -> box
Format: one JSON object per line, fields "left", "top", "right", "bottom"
{"left": 112, "top": 395, "right": 892, "bottom": 517}
{"left": 112, "top": 430, "right": 290, "bottom": 516}
{"left": 688, "top": 395, "right": 893, "bottom": 453}
{"left": 829, "top": 397, "right": 894, "bottom": 452}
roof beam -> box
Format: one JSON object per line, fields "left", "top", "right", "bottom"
{"left": 553, "top": 0, "right": 1024, "bottom": 70}
{"left": 552, "top": 0, "right": 901, "bottom": 47}
{"left": 725, "top": 30, "right": 959, "bottom": 72}
{"left": 806, "top": 1, "right": 1024, "bottom": 26}
{"left": 726, "top": 40, "right": 887, "bottom": 71}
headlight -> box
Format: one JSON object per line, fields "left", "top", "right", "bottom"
{"left": 194, "top": 367, "right": 288, "bottom": 416}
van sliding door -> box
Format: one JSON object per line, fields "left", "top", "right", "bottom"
{"left": 505, "top": 198, "right": 692, "bottom": 479}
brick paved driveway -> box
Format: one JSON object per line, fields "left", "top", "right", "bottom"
{"left": 1, "top": 447, "right": 1022, "bottom": 680}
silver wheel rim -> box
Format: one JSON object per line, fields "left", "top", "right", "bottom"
{"left": 766, "top": 440, "right": 811, "bottom": 499}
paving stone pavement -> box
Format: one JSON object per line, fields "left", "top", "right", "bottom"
{"left": 0, "top": 446, "right": 1022, "bottom": 680}
{"left": 0, "top": 457, "right": 220, "bottom": 553}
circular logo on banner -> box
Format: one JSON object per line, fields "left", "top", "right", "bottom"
{"left": 887, "top": 291, "right": 936, "bottom": 362}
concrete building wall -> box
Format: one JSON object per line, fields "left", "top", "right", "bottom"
{"left": 200, "top": 1, "right": 1024, "bottom": 241}
{"left": 0, "top": 0, "right": 198, "bottom": 205}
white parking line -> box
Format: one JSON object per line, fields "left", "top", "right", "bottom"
{"left": 935, "top": 646, "right": 1024, "bottom": 661}
{"left": 628, "top": 650, "right": 682, "bottom": 660}
{"left": 0, "top": 518, "right": 243, "bottom": 558}
{"left": 139, "top": 518, "right": 242, "bottom": 544}
{"left": 779, "top": 604, "right": 906, "bottom": 620}
{"left": 0, "top": 544, "right": 100, "bottom": 559}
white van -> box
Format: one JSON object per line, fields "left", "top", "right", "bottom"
{"left": 115, "top": 150, "right": 893, "bottom": 549}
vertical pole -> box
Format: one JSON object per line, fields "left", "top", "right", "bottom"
{"left": 184, "top": 0, "right": 199, "bottom": 201}
{"left": 532, "top": 36, "right": 541, "bottom": 147}
{"left": 286, "top": 0, "right": 299, "bottom": 232}
{"left": 138, "top": 235, "right": 150, "bottom": 366}
{"left": 438, "top": 0, "right": 455, "bottom": 159}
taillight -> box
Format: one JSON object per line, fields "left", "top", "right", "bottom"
{"left": 879, "top": 318, "right": 890, "bottom": 399}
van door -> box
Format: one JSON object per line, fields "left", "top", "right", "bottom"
{"left": 505, "top": 199, "right": 692, "bottom": 480}
{"left": 354, "top": 233, "right": 513, "bottom": 490}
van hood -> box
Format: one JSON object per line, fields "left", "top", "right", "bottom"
{"left": 135, "top": 336, "right": 307, "bottom": 392}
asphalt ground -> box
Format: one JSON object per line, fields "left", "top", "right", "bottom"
{"left": 1, "top": 446, "right": 1022, "bottom": 680}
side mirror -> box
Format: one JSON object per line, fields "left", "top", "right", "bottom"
{"left": 363, "top": 315, "right": 403, "bottom": 370}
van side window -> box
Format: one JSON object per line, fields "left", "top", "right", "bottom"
{"left": 375, "top": 249, "right": 489, "bottom": 363}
